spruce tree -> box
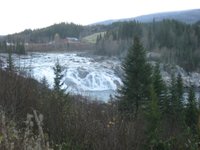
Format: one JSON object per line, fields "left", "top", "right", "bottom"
{"left": 171, "top": 74, "right": 184, "bottom": 117}
{"left": 176, "top": 73, "right": 184, "bottom": 106}
{"left": 46, "top": 60, "right": 69, "bottom": 145}
{"left": 146, "top": 86, "right": 161, "bottom": 149}
{"left": 41, "top": 76, "right": 49, "bottom": 89}
{"left": 118, "top": 37, "right": 152, "bottom": 118}
{"left": 152, "top": 63, "right": 166, "bottom": 110}
{"left": 170, "top": 74, "right": 178, "bottom": 116}
{"left": 6, "top": 48, "right": 15, "bottom": 72}
{"left": 185, "top": 85, "right": 198, "bottom": 134}
{"left": 53, "top": 59, "right": 64, "bottom": 93}
{"left": 162, "top": 88, "right": 171, "bottom": 116}
{"left": 167, "top": 74, "right": 185, "bottom": 136}
{"left": 16, "top": 41, "right": 25, "bottom": 54}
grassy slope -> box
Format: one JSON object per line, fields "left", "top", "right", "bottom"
{"left": 81, "top": 32, "right": 105, "bottom": 44}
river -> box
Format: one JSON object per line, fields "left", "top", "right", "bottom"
{"left": 0, "top": 52, "right": 122, "bottom": 101}
{"left": 1, "top": 52, "right": 200, "bottom": 102}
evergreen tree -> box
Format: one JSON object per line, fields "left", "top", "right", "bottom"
{"left": 118, "top": 37, "right": 152, "bottom": 118}
{"left": 3, "top": 41, "right": 7, "bottom": 52}
{"left": 170, "top": 74, "right": 179, "bottom": 115}
{"left": 152, "top": 63, "right": 166, "bottom": 110}
{"left": 53, "top": 59, "right": 64, "bottom": 93}
{"left": 176, "top": 73, "right": 184, "bottom": 105}
{"left": 16, "top": 41, "right": 25, "bottom": 54}
{"left": 185, "top": 86, "right": 198, "bottom": 134}
{"left": 6, "top": 48, "right": 14, "bottom": 72}
{"left": 172, "top": 74, "right": 184, "bottom": 116}
{"left": 166, "top": 74, "right": 185, "bottom": 137}
{"left": 162, "top": 87, "right": 171, "bottom": 116}
{"left": 40, "top": 76, "right": 49, "bottom": 89}
{"left": 45, "top": 60, "right": 69, "bottom": 145}
{"left": 146, "top": 86, "right": 161, "bottom": 149}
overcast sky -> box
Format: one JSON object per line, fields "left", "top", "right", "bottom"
{"left": 0, "top": 0, "right": 200, "bottom": 35}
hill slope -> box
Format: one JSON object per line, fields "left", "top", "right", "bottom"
{"left": 93, "top": 9, "right": 200, "bottom": 25}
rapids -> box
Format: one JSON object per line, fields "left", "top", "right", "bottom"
{"left": 0, "top": 52, "right": 122, "bottom": 101}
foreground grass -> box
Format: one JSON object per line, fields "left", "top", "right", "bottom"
{"left": 0, "top": 108, "right": 52, "bottom": 150}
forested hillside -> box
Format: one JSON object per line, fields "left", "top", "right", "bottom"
{"left": 1, "top": 13, "right": 200, "bottom": 71}
{"left": 6, "top": 22, "right": 84, "bottom": 43}
{"left": 96, "top": 20, "right": 200, "bottom": 71}
{"left": 94, "top": 9, "right": 200, "bottom": 25}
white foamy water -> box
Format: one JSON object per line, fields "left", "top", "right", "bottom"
{"left": 0, "top": 52, "right": 122, "bottom": 101}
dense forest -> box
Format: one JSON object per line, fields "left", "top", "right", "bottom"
{"left": 96, "top": 20, "right": 200, "bottom": 71}
{"left": 5, "top": 22, "right": 84, "bottom": 43}
{"left": 1, "top": 19, "right": 200, "bottom": 72}
{"left": 0, "top": 40, "right": 25, "bottom": 54}
{"left": 0, "top": 38, "right": 200, "bottom": 149}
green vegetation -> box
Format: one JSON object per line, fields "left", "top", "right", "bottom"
{"left": 117, "top": 38, "right": 200, "bottom": 149}
{"left": 82, "top": 32, "right": 105, "bottom": 43}
{"left": 1, "top": 19, "right": 200, "bottom": 71}
{"left": 96, "top": 20, "right": 200, "bottom": 71}
{"left": 6, "top": 48, "right": 15, "bottom": 72}
{"left": 6, "top": 22, "right": 84, "bottom": 43}
{"left": 118, "top": 37, "right": 152, "bottom": 119}
{"left": 0, "top": 40, "right": 25, "bottom": 54}
{"left": 185, "top": 86, "right": 199, "bottom": 134}
{"left": 0, "top": 38, "right": 200, "bottom": 149}
{"left": 1, "top": 15, "right": 200, "bottom": 149}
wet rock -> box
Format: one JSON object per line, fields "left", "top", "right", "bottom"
{"left": 77, "top": 67, "right": 89, "bottom": 79}
{"left": 113, "top": 65, "right": 123, "bottom": 78}
{"left": 160, "top": 64, "right": 200, "bottom": 88}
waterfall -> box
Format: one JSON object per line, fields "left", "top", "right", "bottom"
{"left": 0, "top": 52, "right": 122, "bottom": 101}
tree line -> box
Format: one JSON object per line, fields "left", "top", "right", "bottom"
{"left": 5, "top": 22, "right": 84, "bottom": 43}
{"left": 0, "top": 40, "right": 25, "bottom": 54}
{"left": 96, "top": 20, "right": 200, "bottom": 71}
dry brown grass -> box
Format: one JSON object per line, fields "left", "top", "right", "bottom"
{"left": 0, "top": 107, "right": 52, "bottom": 150}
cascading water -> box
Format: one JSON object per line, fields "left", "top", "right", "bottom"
{"left": 1, "top": 52, "right": 200, "bottom": 101}
{"left": 64, "top": 67, "right": 121, "bottom": 91}
{"left": 0, "top": 52, "right": 122, "bottom": 101}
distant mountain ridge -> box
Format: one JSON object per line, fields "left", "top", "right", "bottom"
{"left": 92, "top": 9, "right": 200, "bottom": 25}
